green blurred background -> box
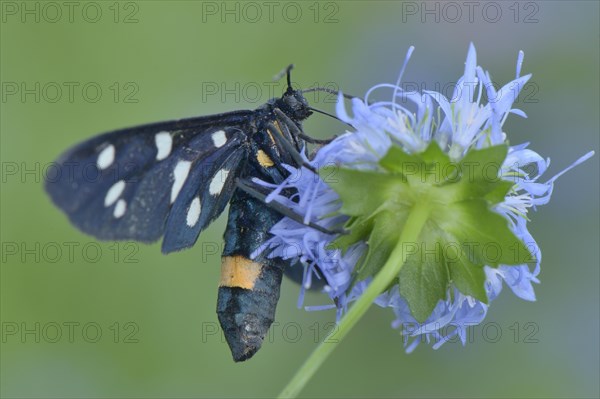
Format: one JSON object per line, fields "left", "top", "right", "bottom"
{"left": 1, "top": 1, "right": 598, "bottom": 398}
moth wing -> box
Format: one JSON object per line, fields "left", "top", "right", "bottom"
{"left": 45, "top": 113, "right": 252, "bottom": 248}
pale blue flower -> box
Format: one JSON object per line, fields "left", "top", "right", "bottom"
{"left": 253, "top": 44, "right": 594, "bottom": 351}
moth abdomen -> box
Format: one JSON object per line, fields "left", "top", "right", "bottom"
{"left": 217, "top": 255, "right": 285, "bottom": 362}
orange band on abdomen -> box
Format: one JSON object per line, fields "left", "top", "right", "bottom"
{"left": 219, "top": 256, "right": 263, "bottom": 289}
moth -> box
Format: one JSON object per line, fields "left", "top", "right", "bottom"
{"left": 45, "top": 66, "right": 336, "bottom": 361}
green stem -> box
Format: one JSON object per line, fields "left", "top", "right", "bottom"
{"left": 278, "top": 203, "right": 431, "bottom": 399}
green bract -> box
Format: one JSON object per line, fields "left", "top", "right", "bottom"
{"left": 320, "top": 142, "right": 533, "bottom": 322}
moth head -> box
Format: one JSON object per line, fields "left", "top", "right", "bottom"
{"left": 277, "top": 89, "right": 313, "bottom": 122}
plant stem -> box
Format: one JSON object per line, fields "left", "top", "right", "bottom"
{"left": 278, "top": 203, "right": 431, "bottom": 398}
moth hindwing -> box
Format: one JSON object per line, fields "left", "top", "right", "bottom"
{"left": 46, "top": 70, "right": 316, "bottom": 362}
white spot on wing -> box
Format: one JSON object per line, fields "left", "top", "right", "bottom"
{"left": 155, "top": 131, "right": 172, "bottom": 161}
{"left": 97, "top": 144, "right": 115, "bottom": 170}
{"left": 170, "top": 160, "right": 192, "bottom": 203}
{"left": 104, "top": 180, "right": 125, "bottom": 207}
{"left": 211, "top": 130, "right": 227, "bottom": 148}
{"left": 113, "top": 199, "right": 127, "bottom": 218}
{"left": 186, "top": 197, "right": 201, "bottom": 227}
{"left": 209, "top": 169, "right": 229, "bottom": 195}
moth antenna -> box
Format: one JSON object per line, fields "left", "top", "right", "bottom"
{"left": 286, "top": 64, "right": 294, "bottom": 90}
{"left": 302, "top": 87, "right": 358, "bottom": 101}
{"left": 308, "top": 106, "right": 353, "bottom": 127}
{"left": 274, "top": 64, "right": 295, "bottom": 92}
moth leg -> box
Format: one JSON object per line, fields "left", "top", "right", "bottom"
{"left": 235, "top": 178, "right": 344, "bottom": 236}
{"left": 297, "top": 133, "right": 336, "bottom": 145}
{"left": 266, "top": 121, "right": 316, "bottom": 173}
{"left": 273, "top": 108, "right": 304, "bottom": 142}
{"left": 273, "top": 108, "right": 337, "bottom": 147}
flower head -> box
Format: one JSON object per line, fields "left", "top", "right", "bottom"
{"left": 253, "top": 44, "right": 594, "bottom": 351}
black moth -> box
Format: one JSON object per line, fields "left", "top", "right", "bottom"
{"left": 45, "top": 66, "right": 331, "bottom": 361}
